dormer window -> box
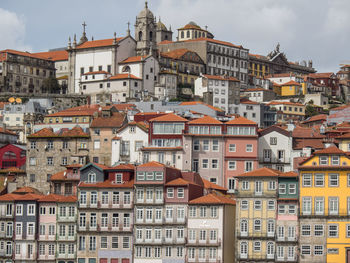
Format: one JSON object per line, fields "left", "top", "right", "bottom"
{"left": 73, "top": 169, "right": 78, "bottom": 174}
{"left": 115, "top": 174, "right": 123, "bottom": 184}
{"left": 331, "top": 156, "right": 340, "bottom": 166}
{"left": 320, "top": 156, "right": 328, "bottom": 166}
{"left": 88, "top": 172, "right": 96, "bottom": 183}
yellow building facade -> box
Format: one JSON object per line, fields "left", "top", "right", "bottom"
{"left": 299, "top": 146, "right": 350, "bottom": 263}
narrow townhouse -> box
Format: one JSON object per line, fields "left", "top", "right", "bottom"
{"left": 50, "top": 164, "right": 82, "bottom": 196}
{"left": 0, "top": 194, "right": 16, "bottom": 263}
{"left": 133, "top": 161, "right": 182, "bottom": 262}
{"left": 142, "top": 113, "right": 187, "bottom": 168}
{"left": 234, "top": 167, "right": 280, "bottom": 262}
{"left": 13, "top": 192, "right": 42, "bottom": 262}
{"left": 187, "top": 193, "right": 236, "bottom": 263}
{"left": 77, "top": 163, "right": 135, "bottom": 263}
{"left": 258, "top": 125, "right": 293, "bottom": 172}
{"left": 298, "top": 146, "right": 350, "bottom": 263}
{"left": 184, "top": 115, "right": 225, "bottom": 186}
{"left": 276, "top": 171, "right": 299, "bottom": 262}
{"left": 224, "top": 116, "right": 258, "bottom": 192}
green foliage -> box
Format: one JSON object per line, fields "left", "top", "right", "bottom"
{"left": 305, "top": 104, "right": 318, "bottom": 118}
{"left": 42, "top": 77, "right": 60, "bottom": 93}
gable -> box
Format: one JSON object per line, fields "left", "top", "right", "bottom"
{"left": 270, "top": 53, "right": 289, "bottom": 66}
{"left": 80, "top": 165, "right": 105, "bottom": 183}
{"left": 181, "top": 51, "right": 204, "bottom": 64}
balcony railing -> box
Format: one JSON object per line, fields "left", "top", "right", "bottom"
{"left": 300, "top": 209, "right": 350, "bottom": 218}
{"left": 236, "top": 190, "right": 277, "bottom": 198}
{"left": 187, "top": 237, "right": 221, "bottom": 246}
{"left": 259, "top": 157, "right": 291, "bottom": 164}
{"left": 237, "top": 231, "right": 275, "bottom": 239}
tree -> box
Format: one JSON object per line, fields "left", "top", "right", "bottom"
{"left": 42, "top": 77, "right": 60, "bottom": 94}
{"left": 305, "top": 104, "right": 318, "bottom": 118}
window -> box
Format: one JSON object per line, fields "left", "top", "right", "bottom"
{"left": 229, "top": 144, "right": 236, "bottom": 152}
{"left": 301, "top": 245, "right": 311, "bottom": 255}
{"left": 255, "top": 181, "right": 262, "bottom": 195}
{"left": 329, "top": 197, "right": 339, "bottom": 215}
{"left": 268, "top": 200, "right": 275, "bottom": 210}
{"left": 331, "top": 156, "right": 339, "bottom": 165}
{"left": 268, "top": 181, "right": 276, "bottom": 190}
{"left": 246, "top": 144, "right": 253, "bottom": 152}
{"left": 167, "top": 188, "right": 174, "bottom": 198}
{"left": 245, "top": 161, "right": 253, "bottom": 172}
{"left": 254, "top": 200, "right": 262, "bottom": 210}
{"left": 202, "top": 159, "right": 209, "bottom": 169}
{"left": 314, "top": 174, "right": 324, "bottom": 187}
{"left": 29, "top": 157, "right": 36, "bottom": 166}
{"left": 314, "top": 245, "right": 324, "bottom": 255}
{"left": 289, "top": 205, "right": 296, "bottom": 214}
{"left": 211, "top": 159, "right": 218, "bottom": 169}
{"left": 302, "top": 197, "right": 311, "bottom": 215}
{"left": 320, "top": 156, "right": 328, "bottom": 165}
{"left": 302, "top": 174, "right": 312, "bottom": 187}
{"left": 279, "top": 184, "right": 286, "bottom": 194}
{"left": 315, "top": 225, "right": 324, "bottom": 236}
{"left": 240, "top": 242, "right": 248, "bottom": 257}
{"left": 112, "top": 237, "right": 118, "bottom": 248}
{"left": 241, "top": 200, "right": 248, "bottom": 210}
{"left": 254, "top": 219, "right": 261, "bottom": 231}
{"left": 177, "top": 188, "right": 184, "bottom": 198}
{"left": 228, "top": 161, "right": 236, "bottom": 170}
{"left": 242, "top": 181, "right": 249, "bottom": 190}
{"left": 228, "top": 178, "right": 235, "bottom": 191}
{"left": 270, "top": 137, "right": 277, "bottom": 145}
{"left": 289, "top": 184, "right": 296, "bottom": 194}
{"left": 253, "top": 241, "right": 261, "bottom": 252}
{"left": 329, "top": 174, "right": 339, "bottom": 187}
{"left": 301, "top": 225, "right": 311, "bottom": 236}
{"left": 199, "top": 206, "right": 207, "bottom": 217}
{"left": 277, "top": 226, "right": 284, "bottom": 239}
{"left": 193, "top": 140, "right": 200, "bottom": 151}
{"left": 203, "top": 140, "right": 209, "bottom": 151}
{"left": 47, "top": 157, "right": 53, "bottom": 165}
{"left": 212, "top": 140, "right": 219, "bottom": 151}
{"left": 28, "top": 204, "right": 35, "bottom": 216}
{"left": 278, "top": 205, "right": 285, "bottom": 214}
{"left": 315, "top": 197, "right": 324, "bottom": 215}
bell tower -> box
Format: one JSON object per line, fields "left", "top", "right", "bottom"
{"left": 135, "top": 1, "right": 157, "bottom": 56}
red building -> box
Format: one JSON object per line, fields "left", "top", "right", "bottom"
{"left": 307, "top": 72, "right": 339, "bottom": 97}
{"left": 0, "top": 144, "right": 26, "bottom": 169}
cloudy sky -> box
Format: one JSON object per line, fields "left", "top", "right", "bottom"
{"left": 0, "top": 0, "right": 349, "bottom": 72}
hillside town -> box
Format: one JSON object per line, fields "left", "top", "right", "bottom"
{"left": 1, "top": 1, "right": 350, "bottom": 263}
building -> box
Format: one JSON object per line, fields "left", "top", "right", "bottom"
{"left": 0, "top": 144, "right": 26, "bottom": 169}
{"left": 50, "top": 164, "right": 82, "bottom": 196}
{"left": 267, "top": 101, "right": 305, "bottom": 123}
{"left": 273, "top": 81, "right": 303, "bottom": 97}
{"left": 298, "top": 146, "right": 350, "bottom": 262}
{"left": 194, "top": 74, "right": 240, "bottom": 113}
{"left": 0, "top": 193, "right": 16, "bottom": 263}
{"left": 234, "top": 167, "right": 280, "bottom": 262}
{"left": 242, "top": 87, "right": 275, "bottom": 103}
{"left": 177, "top": 21, "right": 214, "bottom": 41}
{"left": 113, "top": 121, "right": 149, "bottom": 165}
{"left": 0, "top": 49, "right": 56, "bottom": 94}
{"left": 187, "top": 193, "right": 236, "bottom": 263}
{"left": 26, "top": 126, "right": 90, "bottom": 193}
{"left": 89, "top": 108, "right": 127, "bottom": 166}
{"left": 328, "top": 105, "right": 350, "bottom": 125}
{"left": 276, "top": 171, "right": 298, "bottom": 262}
{"left": 307, "top": 72, "right": 339, "bottom": 97}
{"left": 77, "top": 163, "right": 135, "bottom": 263}
{"left": 304, "top": 93, "right": 329, "bottom": 109}
{"left": 158, "top": 36, "right": 249, "bottom": 88}
{"left": 258, "top": 125, "right": 293, "bottom": 172}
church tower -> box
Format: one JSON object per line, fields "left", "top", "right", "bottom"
{"left": 156, "top": 17, "right": 173, "bottom": 44}
{"left": 135, "top": 1, "right": 157, "bottom": 56}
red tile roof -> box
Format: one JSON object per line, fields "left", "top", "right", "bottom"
{"left": 302, "top": 114, "right": 328, "bottom": 124}
{"left": 235, "top": 167, "right": 281, "bottom": 177}
{"left": 188, "top": 115, "right": 222, "bottom": 125}
{"left": 293, "top": 138, "right": 325, "bottom": 150}
{"left": 308, "top": 72, "right": 334, "bottom": 79}
{"left": 281, "top": 80, "right": 302, "bottom": 86}
{"left": 119, "top": 55, "right": 148, "bottom": 64}
{"left": 14, "top": 193, "right": 43, "bottom": 201}
{"left": 266, "top": 73, "right": 298, "bottom": 78}
{"left": 150, "top": 113, "right": 188, "bottom": 122}
{"left": 0, "top": 193, "right": 21, "bottom": 201}
{"left": 12, "top": 187, "right": 42, "bottom": 195}
{"left": 76, "top": 37, "right": 124, "bottom": 49}
{"left": 292, "top": 125, "right": 325, "bottom": 138}
{"left": 226, "top": 116, "right": 257, "bottom": 125}
{"left": 109, "top": 73, "right": 142, "bottom": 80}
{"left": 0, "top": 127, "right": 17, "bottom": 136}
{"left": 337, "top": 132, "right": 350, "bottom": 139}
{"left": 90, "top": 112, "right": 126, "bottom": 128}
{"left": 279, "top": 171, "right": 298, "bottom": 178}
{"left": 158, "top": 37, "right": 244, "bottom": 49}
{"left": 166, "top": 178, "right": 198, "bottom": 186}
{"left": 203, "top": 74, "right": 239, "bottom": 82}
{"left": 240, "top": 98, "right": 259, "bottom": 105}
{"left": 160, "top": 49, "right": 192, "bottom": 60}
{"left": 28, "top": 126, "right": 89, "bottom": 138}
{"left": 112, "top": 104, "right": 137, "bottom": 111}
{"left": 313, "top": 146, "right": 345, "bottom": 155}
{"left": 189, "top": 193, "right": 236, "bottom": 205}
{"left": 0, "top": 49, "right": 52, "bottom": 61}
{"left": 138, "top": 161, "right": 165, "bottom": 168}
{"left": 46, "top": 104, "right": 100, "bottom": 117}
{"left": 202, "top": 179, "right": 227, "bottom": 191}
{"left": 34, "top": 50, "right": 68, "bottom": 61}
{"left": 111, "top": 163, "right": 135, "bottom": 170}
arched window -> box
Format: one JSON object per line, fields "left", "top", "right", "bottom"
{"left": 187, "top": 30, "right": 190, "bottom": 38}
{"left": 122, "top": 66, "right": 131, "bottom": 73}
{"left": 240, "top": 219, "right": 248, "bottom": 236}
{"left": 138, "top": 31, "right": 143, "bottom": 41}
{"left": 240, "top": 242, "right": 248, "bottom": 257}
{"left": 267, "top": 242, "right": 275, "bottom": 256}
{"left": 88, "top": 172, "right": 96, "bottom": 183}
{"left": 181, "top": 31, "right": 184, "bottom": 39}
{"left": 149, "top": 31, "right": 153, "bottom": 41}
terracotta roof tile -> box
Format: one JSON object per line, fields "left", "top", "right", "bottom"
{"left": 226, "top": 116, "right": 257, "bottom": 125}
{"left": 302, "top": 114, "right": 328, "bottom": 123}
{"left": 90, "top": 112, "right": 126, "bottom": 128}
{"left": 279, "top": 171, "right": 298, "bottom": 178}
{"left": 138, "top": 161, "right": 165, "bottom": 168}
{"left": 235, "top": 167, "right": 281, "bottom": 177}
{"left": 28, "top": 126, "right": 89, "bottom": 138}
{"left": 337, "top": 132, "right": 350, "bottom": 139}
{"left": 281, "top": 80, "right": 302, "bottom": 86}
{"left": 0, "top": 127, "right": 17, "bottom": 136}
{"left": 119, "top": 55, "right": 148, "bottom": 64}
{"left": 160, "top": 49, "right": 191, "bottom": 60}
{"left": 293, "top": 138, "right": 325, "bottom": 150}
{"left": 111, "top": 163, "right": 135, "bottom": 170}
{"left": 313, "top": 146, "right": 344, "bottom": 155}
{"left": 13, "top": 187, "right": 42, "bottom": 194}
{"left": 15, "top": 193, "right": 43, "bottom": 201}
{"left": 266, "top": 73, "right": 298, "bottom": 78}
{"left": 0, "top": 193, "right": 21, "bottom": 201}
{"left": 76, "top": 37, "right": 124, "bottom": 49}
{"left": 33, "top": 50, "right": 68, "bottom": 61}
{"left": 203, "top": 74, "right": 239, "bottom": 82}
{"left": 308, "top": 72, "right": 334, "bottom": 79}
{"left": 150, "top": 113, "right": 188, "bottom": 122}
{"left": 166, "top": 178, "right": 198, "bottom": 186}
{"left": 109, "top": 73, "right": 142, "bottom": 80}
{"left": 47, "top": 104, "right": 100, "bottom": 117}
{"left": 292, "top": 125, "right": 325, "bottom": 138}
{"left": 202, "top": 179, "right": 227, "bottom": 191}
{"left": 240, "top": 98, "right": 259, "bottom": 105}
{"left": 188, "top": 115, "right": 222, "bottom": 125}
{"left": 0, "top": 49, "right": 53, "bottom": 61}
{"left": 189, "top": 193, "right": 236, "bottom": 205}
{"left": 38, "top": 194, "right": 77, "bottom": 203}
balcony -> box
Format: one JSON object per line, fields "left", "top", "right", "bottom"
{"left": 38, "top": 234, "right": 55, "bottom": 241}
{"left": 135, "top": 238, "right": 162, "bottom": 244}
{"left": 276, "top": 256, "right": 298, "bottom": 262}
{"left": 57, "top": 215, "right": 77, "bottom": 223}
{"left": 56, "top": 234, "right": 76, "bottom": 241}
{"left": 259, "top": 157, "right": 291, "bottom": 164}
{"left": 109, "top": 202, "right": 133, "bottom": 209}
{"left": 135, "top": 218, "right": 164, "bottom": 225}
{"left": 299, "top": 209, "right": 350, "bottom": 218}
{"left": 187, "top": 255, "right": 221, "bottom": 263}
{"left": 38, "top": 254, "right": 55, "bottom": 261}
{"left": 235, "top": 190, "right": 277, "bottom": 198}
{"left": 0, "top": 250, "right": 12, "bottom": 257}
{"left": 187, "top": 237, "right": 221, "bottom": 246}
{"left": 237, "top": 254, "right": 268, "bottom": 261}
{"left": 57, "top": 252, "right": 76, "bottom": 259}
{"left": 164, "top": 216, "right": 187, "bottom": 224}
{"left": 135, "top": 198, "right": 164, "bottom": 205}
{"left": 237, "top": 231, "right": 274, "bottom": 239}
{"left": 0, "top": 232, "right": 13, "bottom": 239}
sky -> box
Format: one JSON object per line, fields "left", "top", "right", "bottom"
{"left": 0, "top": 0, "right": 349, "bottom": 72}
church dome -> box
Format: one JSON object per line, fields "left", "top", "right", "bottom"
{"left": 157, "top": 20, "right": 167, "bottom": 31}
{"left": 137, "top": 1, "right": 154, "bottom": 19}
{"left": 181, "top": 21, "right": 201, "bottom": 30}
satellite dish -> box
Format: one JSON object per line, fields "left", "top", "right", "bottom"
{"left": 8, "top": 97, "right": 15, "bottom": 103}
{"left": 15, "top": 98, "right": 22, "bottom": 103}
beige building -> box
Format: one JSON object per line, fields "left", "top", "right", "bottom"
{"left": 26, "top": 126, "right": 90, "bottom": 193}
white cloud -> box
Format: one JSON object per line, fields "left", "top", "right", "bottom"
{"left": 0, "top": 8, "right": 31, "bottom": 51}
